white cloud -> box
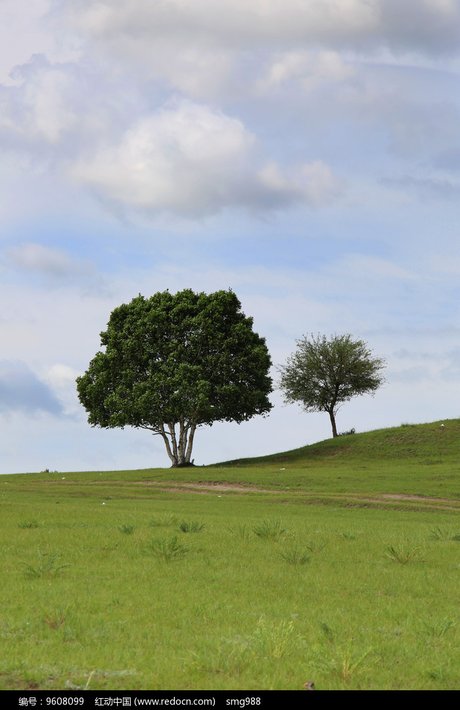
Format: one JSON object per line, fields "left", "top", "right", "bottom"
{"left": 70, "top": 100, "right": 342, "bottom": 216}
{"left": 44, "top": 363, "right": 82, "bottom": 417}
{"left": 0, "top": 52, "right": 344, "bottom": 217}
{"left": 46, "top": 363, "right": 80, "bottom": 389}
{"left": 8, "top": 243, "right": 84, "bottom": 275}
{"left": 67, "top": 0, "right": 375, "bottom": 45}
{"left": 261, "top": 50, "right": 355, "bottom": 92}
{"left": 49, "top": 1, "right": 460, "bottom": 112}
{"left": 70, "top": 101, "right": 253, "bottom": 215}
{"left": 19, "top": 64, "right": 76, "bottom": 144}
{"left": 1, "top": 2, "right": 456, "bottom": 225}
{"left": 5, "top": 242, "right": 106, "bottom": 293}
{"left": 66, "top": 0, "right": 460, "bottom": 56}
{"left": 0, "top": 56, "right": 82, "bottom": 149}
{"left": 0, "top": 0, "right": 79, "bottom": 85}
{"left": 149, "top": 44, "right": 235, "bottom": 99}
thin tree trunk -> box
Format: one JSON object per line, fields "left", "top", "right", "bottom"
{"left": 185, "top": 423, "right": 196, "bottom": 463}
{"left": 158, "top": 424, "right": 176, "bottom": 466}
{"left": 178, "top": 418, "right": 187, "bottom": 465}
{"left": 328, "top": 410, "right": 338, "bottom": 438}
{"left": 168, "top": 422, "right": 179, "bottom": 465}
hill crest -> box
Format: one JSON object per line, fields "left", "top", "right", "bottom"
{"left": 212, "top": 418, "right": 460, "bottom": 467}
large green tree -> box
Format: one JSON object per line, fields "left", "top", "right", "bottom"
{"left": 76, "top": 289, "right": 272, "bottom": 467}
{"left": 279, "top": 334, "right": 385, "bottom": 438}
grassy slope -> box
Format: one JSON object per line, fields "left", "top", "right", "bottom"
{"left": 207, "top": 418, "right": 460, "bottom": 503}
{"left": 4, "top": 418, "right": 458, "bottom": 505}
{"left": 216, "top": 418, "right": 460, "bottom": 466}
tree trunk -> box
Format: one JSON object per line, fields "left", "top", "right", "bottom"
{"left": 177, "top": 419, "right": 190, "bottom": 466}
{"left": 168, "top": 422, "right": 179, "bottom": 464}
{"left": 328, "top": 410, "right": 338, "bottom": 438}
{"left": 150, "top": 423, "right": 197, "bottom": 467}
{"left": 164, "top": 421, "right": 197, "bottom": 467}
{"left": 185, "top": 424, "right": 196, "bottom": 463}
{"left": 158, "top": 425, "right": 176, "bottom": 466}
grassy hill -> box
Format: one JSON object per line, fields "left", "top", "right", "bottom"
{"left": 209, "top": 418, "right": 460, "bottom": 504}
{"left": 215, "top": 418, "right": 460, "bottom": 467}
{"left": 3, "top": 418, "right": 460, "bottom": 508}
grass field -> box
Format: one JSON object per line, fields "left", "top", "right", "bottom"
{"left": 1, "top": 419, "right": 459, "bottom": 690}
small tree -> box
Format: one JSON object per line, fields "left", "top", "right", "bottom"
{"left": 279, "top": 334, "right": 385, "bottom": 438}
{"left": 76, "top": 289, "right": 272, "bottom": 467}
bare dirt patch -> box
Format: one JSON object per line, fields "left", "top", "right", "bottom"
{"left": 136, "top": 481, "right": 276, "bottom": 494}
{"left": 337, "top": 495, "right": 460, "bottom": 511}
{"left": 381, "top": 493, "right": 460, "bottom": 504}
{"left": 135, "top": 481, "right": 460, "bottom": 509}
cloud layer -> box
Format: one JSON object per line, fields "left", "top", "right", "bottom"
{"left": 1, "top": 2, "right": 459, "bottom": 218}
{"left": 69, "top": 0, "right": 460, "bottom": 55}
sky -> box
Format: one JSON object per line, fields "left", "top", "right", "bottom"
{"left": 1, "top": 0, "right": 460, "bottom": 474}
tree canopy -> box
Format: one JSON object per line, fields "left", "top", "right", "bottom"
{"left": 279, "top": 333, "right": 385, "bottom": 438}
{"left": 76, "top": 289, "right": 272, "bottom": 466}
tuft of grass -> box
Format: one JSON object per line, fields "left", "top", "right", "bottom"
{"left": 422, "top": 618, "right": 456, "bottom": 638}
{"left": 325, "top": 648, "right": 373, "bottom": 684}
{"left": 146, "top": 536, "right": 189, "bottom": 562}
{"left": 428, "top": 526, "right": 456, "bottom": 541}
{"left": 23, "top": 551, "right": 69, "bottom": 579}
{"left": 320, "top": 622, "right": 335, "bottom": 644}
{"left": 429, "top": 527, "right": 460, "bottom": 542}
{"left": 305, "top": 539, "right": 327, "bottom": 553}
{"left": 340, "top": 532, "right": 356, "bottom": 540}
{"left": 195, "top": 618, "right": 300, "bottom": 678}
{"left": 18, "top": 520, "right": 41, "bottom": 529}
{"left": 253, "top": 519, "right": 287, "bottom": 540}
{"left": 313, "top": 633, "right": 373, "bottom": 685}
{"left": 279, "top": 546, "right": 310, "bottom": 565}
{"left": 249, "top": 617, "right": 296, "bottom": 660}
{"left": 178, "top": 520, "right": 205, "bottom": 533}
{"left": 118, "top": 524, "right": 135, "bottom": 535}
{"left": 385, "top": 543, "right": 422, "bottom": 565}
{"left": 43, "top": 611, "right": 67, "bottom": 630}
{"left": 228, "top": 524, "right": 252, "bottom": 541}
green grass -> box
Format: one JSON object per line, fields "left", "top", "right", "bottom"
{"left": 0, "top": 419, "right": 459, "bottom": 690}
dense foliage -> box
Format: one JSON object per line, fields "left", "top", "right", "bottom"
{"left": 76, "top": 289, "right": 272, "bottom": 466}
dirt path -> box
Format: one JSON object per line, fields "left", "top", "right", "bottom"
{"left": 334, "top": 495, "right": 460, "bottom": 511}
{"left": 136, "top": 480, "right": 277, "bottom": 493}
{"left": 381, "top": 493, "right": 459, "bottom": 504}
{"left": 136, "top": 480, "right": 460, "bottom": 509}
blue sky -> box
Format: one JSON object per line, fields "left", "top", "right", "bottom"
{"left": 1, "top": 0, "right": 460, "bottom": 473}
